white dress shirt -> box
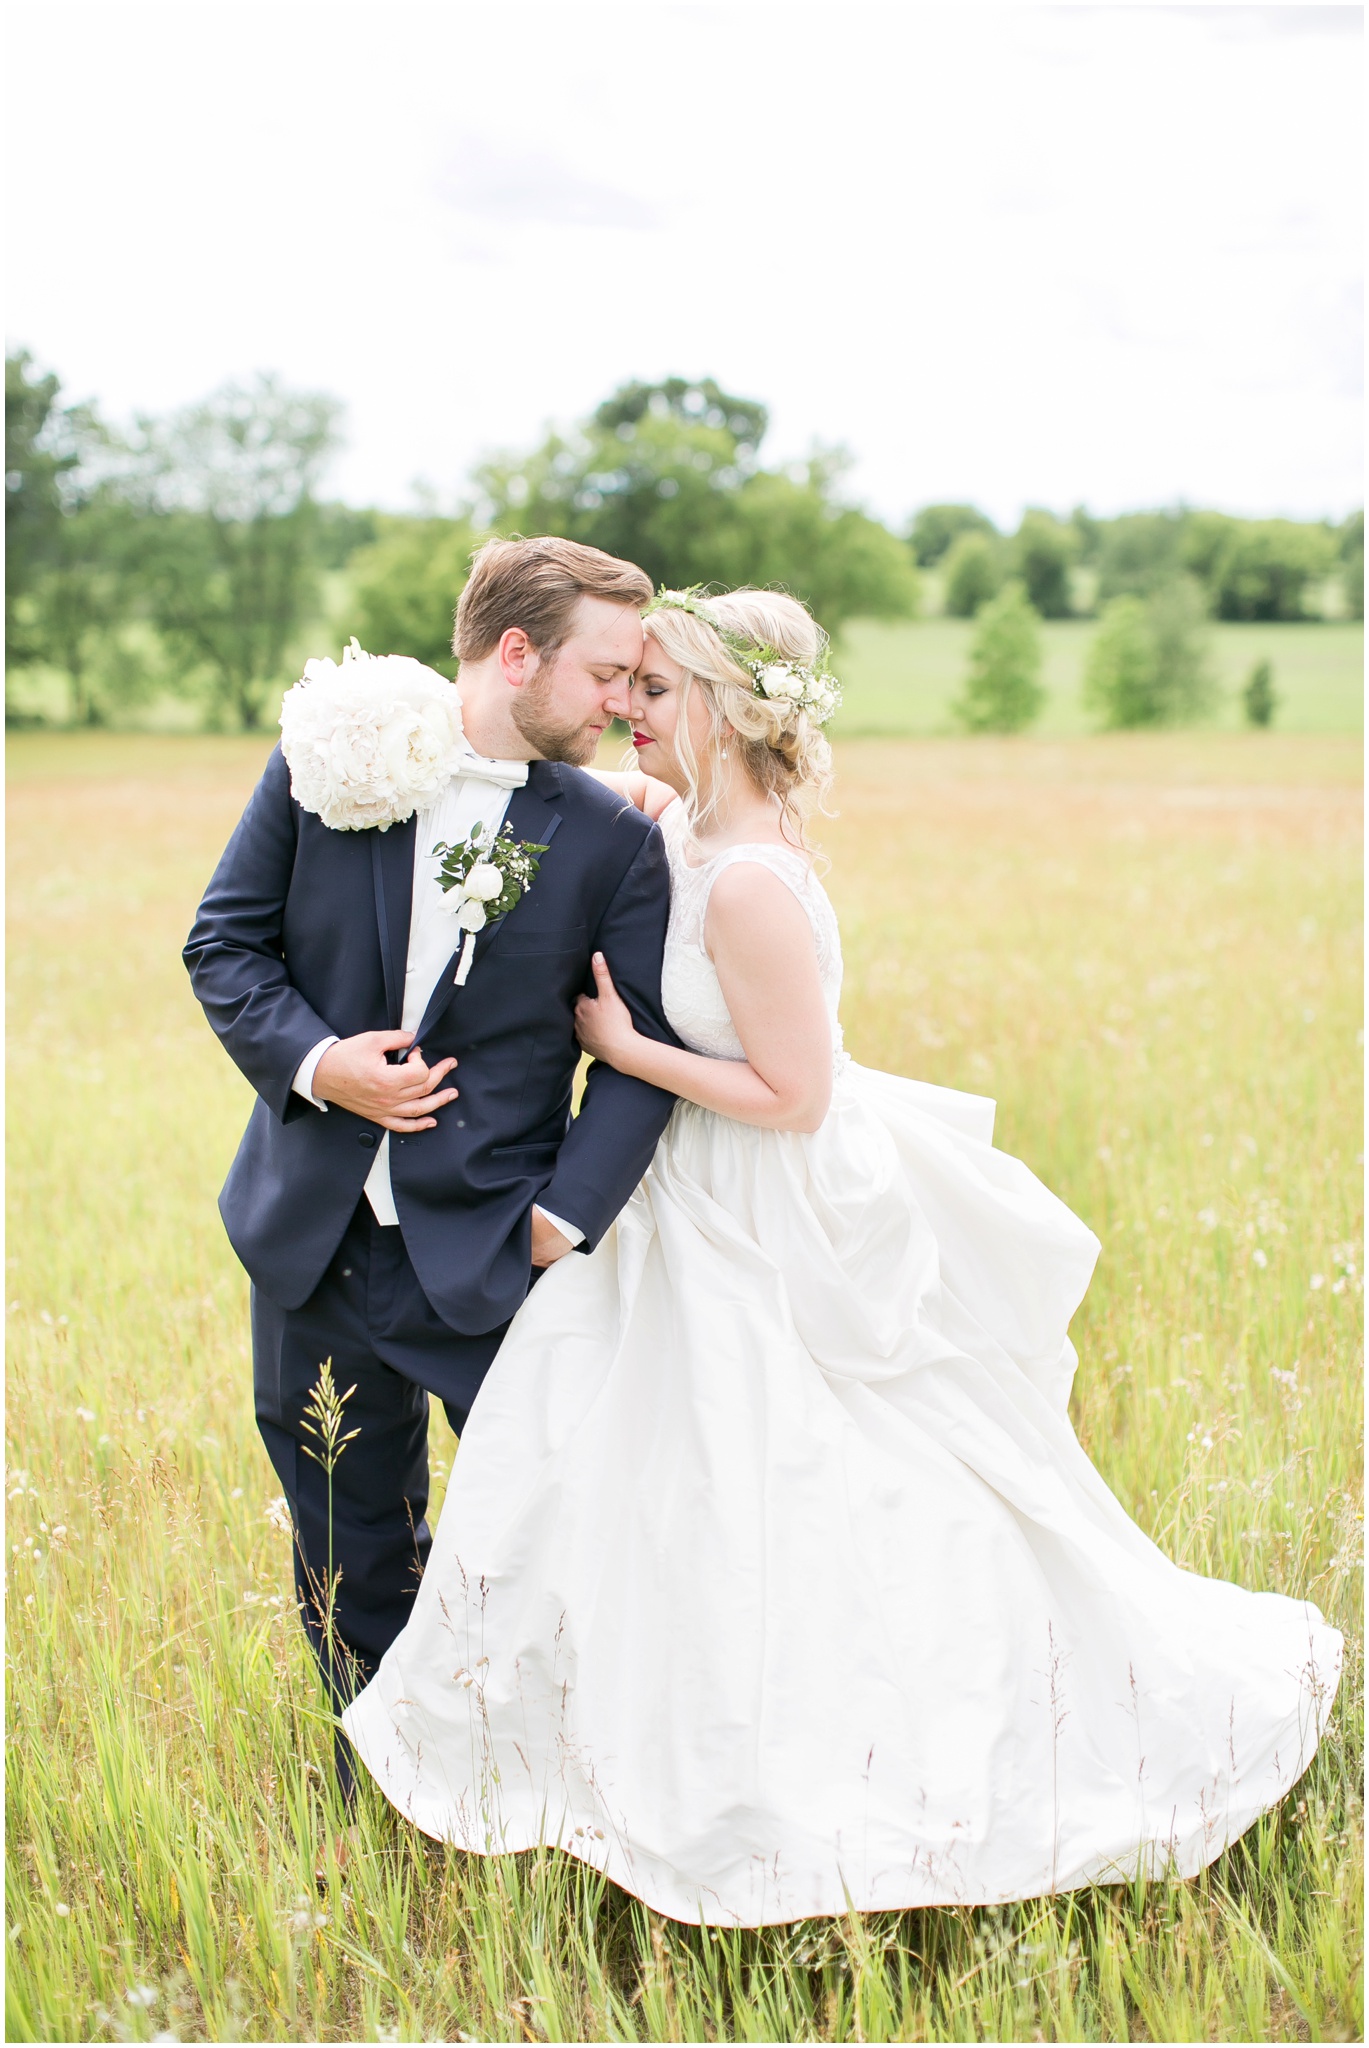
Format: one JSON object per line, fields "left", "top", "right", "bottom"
{"left": 292, "top": 751, "right": 583, "bottom": 1246}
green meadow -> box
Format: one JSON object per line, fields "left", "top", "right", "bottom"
{"left": 832, "top": 619, "right": 1364, "bottom": 737}
{"left": 5, "top": 729, "right": 1362, "bottom": 2042}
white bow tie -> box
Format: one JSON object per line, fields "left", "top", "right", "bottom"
{"left": 456, "top": 750, "right": 530, "bottom": 791}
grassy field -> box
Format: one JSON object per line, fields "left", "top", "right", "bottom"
{"left": 5, "top": 729, "right": 1363, "bottom": 2043}
{"left": 832, "top": 620, "right": 1364, "bottom": 737}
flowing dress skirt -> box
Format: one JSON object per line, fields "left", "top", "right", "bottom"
{"left": 343, "top": 1068, "right": 1341, "bottom": 1925}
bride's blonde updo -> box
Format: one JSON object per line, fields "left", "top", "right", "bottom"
{"left": 642, "top": 588, "right": 835, "bottom": 846}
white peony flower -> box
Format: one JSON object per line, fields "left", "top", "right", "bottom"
{"left": 748, "top": 656, "right": 842, "bottom": 726}
{"left": 463, "top": 862, "right": 503, "bottom": 902}
{"left": 279, "top": 638, "right": 465, "bottom": 831}
{"left": 455, "top": 900, "right": 488, "bottom": 933}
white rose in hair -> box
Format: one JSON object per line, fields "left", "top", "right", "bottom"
{"left": 463, "top": 862, "right": 504, "bottom": 902}
{"left": 756, "top": 663, "right": 798, "bottom": 702}
{"left": 280, "top": 639, "right": 465, "bottom": 831}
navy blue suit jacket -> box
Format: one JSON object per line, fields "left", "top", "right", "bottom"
{"left": 185, "top": 748, "right": 678, "bottom": 1334}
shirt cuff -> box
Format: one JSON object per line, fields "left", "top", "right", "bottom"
{"left": 535, "top": 1206, "right": 585, "bottom": 1249}
{"left": 292, "top": 1036, "right": 339, "bottom": 1110}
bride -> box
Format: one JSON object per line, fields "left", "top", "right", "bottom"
{"left": 343, "top": 587, "right": 1341, "bottom": 1926}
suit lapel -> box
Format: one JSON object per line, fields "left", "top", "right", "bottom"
{"left": 370, "top": 815, "right": 416, "bottom": 1029}
{"left": 412, "top": 761, "right": 566, "bottom": 1046}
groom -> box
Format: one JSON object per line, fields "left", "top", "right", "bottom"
{"left": 185, "top": 536, "right": 677, "bottom": 1784}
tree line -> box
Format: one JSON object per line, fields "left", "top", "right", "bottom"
{"left": 7, "top": 350, "right": 1363, "bottom": 733}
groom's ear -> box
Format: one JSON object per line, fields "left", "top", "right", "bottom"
{"left": 498, "top": 627, "right": 537, "bottom": 689}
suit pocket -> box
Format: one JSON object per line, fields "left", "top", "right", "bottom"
{"left": 498, "top": 923, "right": 588, "bottom": 956}
{"left": 490, "top": 1141, "right": 561, "bottom": 1159}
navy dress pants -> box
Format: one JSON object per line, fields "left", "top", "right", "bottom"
{"left": 251, "top": 1199, "right": 514, "bottom": 1798}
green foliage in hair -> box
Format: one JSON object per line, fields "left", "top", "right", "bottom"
{"left": 642, "top": 587, "right": 844, "bottom": 725}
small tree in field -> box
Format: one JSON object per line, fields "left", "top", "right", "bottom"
{"left": 1083, "top": 596, "right": 1151, "bottom": 727}
{"left": 1085, "top": 576, "right": 1212, "bottom": 728}
{"left": 1243, "top": 660, "right": 1276, "bottom": 727}
{"left": 953, "top": 581, "right": 1044, "bottom": 733}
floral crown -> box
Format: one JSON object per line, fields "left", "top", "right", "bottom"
{"left": 642, "top": 588, "right": 843, "bottom": 727}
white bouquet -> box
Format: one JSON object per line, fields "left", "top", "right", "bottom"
{"left": 279, "top": 639, "right": 466, "bottom": 831}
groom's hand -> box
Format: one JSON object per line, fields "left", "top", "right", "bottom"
{"left": 312, "top": 1031, "right": 458, "bottom": 1132}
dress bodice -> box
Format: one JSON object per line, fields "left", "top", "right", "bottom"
{"left": 658, "top": 798, "right": 844, "bottom": 1063}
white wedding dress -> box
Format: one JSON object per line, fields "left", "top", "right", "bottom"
{"left": 343, "top": 800, "right": 1342, "bottom": 1926}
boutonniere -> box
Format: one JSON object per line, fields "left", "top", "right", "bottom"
{"left": 279, "top": 639, "right": 466, "bottom": 831}
{"left": 433, "top": 821, "right": 550, "bottom": 985}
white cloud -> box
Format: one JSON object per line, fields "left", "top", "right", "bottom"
{"left": 5, "top": 0, "right": 1361, "bottom": 525}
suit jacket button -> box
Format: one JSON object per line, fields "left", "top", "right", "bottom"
{"left": 358, "top": 1133, "right": 376, "bottom": 1149}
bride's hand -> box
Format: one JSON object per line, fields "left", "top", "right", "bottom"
{"left": 575, "top": 953, "right": 640, "bottom": 1070}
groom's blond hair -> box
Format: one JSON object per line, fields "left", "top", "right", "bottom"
{"left": 455, "top": 536, "right": 652, "bottom": 663}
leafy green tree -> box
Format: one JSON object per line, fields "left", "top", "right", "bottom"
{"left": 724, "top": 462, "right": 919, "bottom": 629}
{"left": 1084, "top": 577, "right": 1213, "bottom": 728}
{"left": 6, "top": 350, "right": 76, "bottom": 657}
{"left": 1146, "top": 576, "right": 1215, "bottom": 719}
{"left": 1010, "top": 509, "right": 1075, "bottom": 617}
{"left": 1177, "top": 510, "right": 1236, "bottom": 587}
{"left": 1096, "top": 511, "right": 1186, "bottom": 601}
{"left": 314, "top": 502, "right": 378, "bottom": 569}
{"left": 907, "top": 503, "right": 996, "bottom": 568}
{"left": 1339, "top": 509, "right": 1363, "bottom": 620}
{"left": 595, "top": 376, "right": 768, "bottom": 452}
{"left": 1083, "top": 597, "right": 1153, "bottom": 729}
{"left": 475, "top": 377, "right": 918, "bottom": 632}
{"left": 1206, "top": 519, "right": 1336, "bottom": 621}
{"left": 22, "top": 497, "right": 145, "bottom": 725}
{"left": 942, "top": 531, "right": 1003, "bottom": 617}
{"left": 1243, "top": 660, "right": 1276, "bottom": 727}
{"left": 124, "top": 374, "right": 342, "bottom": 727}
{"left": 953, "top": 581, "right": 1044, "bottom": 733}
{"left": 347, "top": 516, "right": 483, "bottom": 676}
{"left": 5, "top": 350, "right": 146, "bottom": 724}
{"left": 1070, "top": 505, "right": 1104, "bottom": 565}
{"left": 474, "top": 377, "right": 762, "bottom": 591}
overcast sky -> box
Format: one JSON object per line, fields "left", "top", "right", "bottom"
{"left": 7, "top": 1, "right": 1362, "bottom": 527}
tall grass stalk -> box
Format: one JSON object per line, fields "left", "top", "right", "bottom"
{"left": 299, "top": 1358, "right": 360, "bottom": 1742}
{"left": 6, "top": 732, "right": 1361, "bottom": 2041}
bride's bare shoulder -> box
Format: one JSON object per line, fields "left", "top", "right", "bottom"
{"left": 704, "top": 858, "right": 820, "bottom": 955}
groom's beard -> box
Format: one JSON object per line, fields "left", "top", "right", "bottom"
{"left": 509, "top": 656, "right": 602, "bottom": 766}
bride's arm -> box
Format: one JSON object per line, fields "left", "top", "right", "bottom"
{"left": 574, "top": 866, "right": 832, "bottom": 1132}
{"left": 586, "top": 769, "right": 679, "bottom": 820}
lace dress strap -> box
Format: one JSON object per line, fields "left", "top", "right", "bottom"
{"left": 699, "top": 841, "right": 815, "bottom": 911}
{"left": 697, "top": 836, "right": 815, "bottom": 918}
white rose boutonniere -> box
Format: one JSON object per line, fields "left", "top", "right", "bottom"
{"left": 279, "top": 638, "right": 466, "bottom": 831}
{"left": 433, "top": 821, "right": 551, "bottom": 986}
